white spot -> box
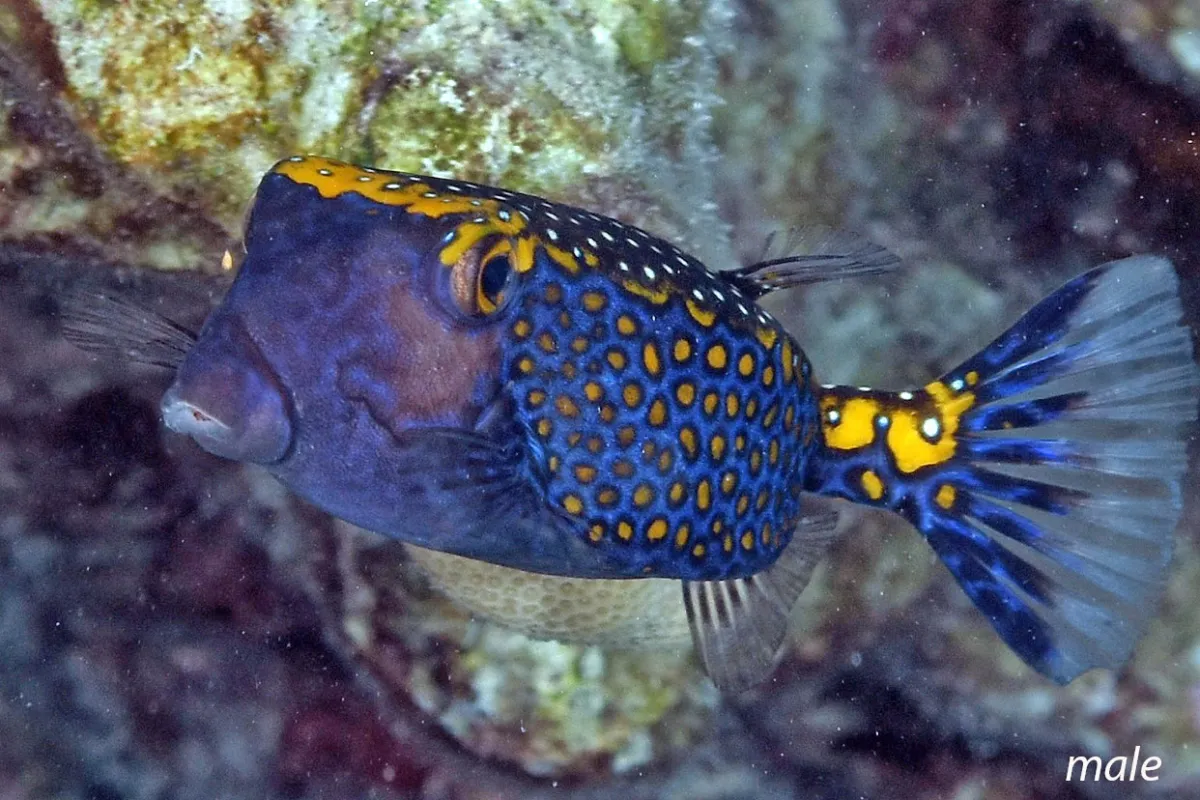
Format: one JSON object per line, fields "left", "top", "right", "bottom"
{"left": 357, "top": 175, "right": 372, "bottom": 182}
{"left": 407, "top": 175, "right": 421, "bottom": 182}
{"left": 317, "top": 168, "right": 333, "bottom": 176}
{"left": 827, "top": 409, "right": 841, "bottom": 424}
{"left": 737, "top": 304, "right": 748, "bottom": 315}
{"left": 922, "top": 417, "right": 941, "bottom": 439}
{"left": 619, "top": 261, "right": 630, "bottom": 271}
{"left": 676, "top": 256, "right": 688, "bottom": 266}
{"left": 470, "top": 199, "right": 483, "bottom": 206}
{"left": 547, "top": 229, "right": 559, "bottom": 241}
{"left": 899, "top": 391, "right": 914, "bottom": 401}
{"left": 692, "top": 289, "right": 705, "bottom": 300}
{"left": 288, "top": 156, "right": 304, "bottom": 162}
{"left": 587, "top": 238, "right": 598, "bottom": 248}
{"left": 650, "top": 244, "right": 662, "bottom": 254}
{"left": 383, "top": 182, "right": 402, "bottom": 190}
{"left": 713, "top": 290, "right": 725, "bottom": 301}
{"left": 546, "top": 211, "right": 560, "bottom": 221}
{"left": 442, "top": 231, "right": 455, "bottom": 243}
{"left": 876, "top": 415, "right": 890, "bottom": 428}
{"left": 626, "top": 238, "right": 640, "bottom": 248}
{"left": 445, "top": 183, "right": 463, "bottom": 192}
{"left": 473, "top": 217, "right": 486, "bottom": 223}
{"left": 662, "top": 264, "right": 675, "bottom": 275}
{"left": 422, "top": 191, "right": 438, "bottom": 198}
{"left": 950, "top": 378, "right": 965, "bottom": 391}
{"left": 573, "top": 247, "right": 584, "bottom": 259}
{"left": 643, "top": 266, "right": 656, "bottom": 280}
{"left": 857, "top": 386, "right": 872, "bottom": 392}
{"left": 602, "top": 231, "right": 615, "bottom": 242}
{"left": 498, "top": 209, "right": 511, "bottom": 221}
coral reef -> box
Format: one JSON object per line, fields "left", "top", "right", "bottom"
{"left": 1, "top": 0, "right": 1200, "bottom": 796}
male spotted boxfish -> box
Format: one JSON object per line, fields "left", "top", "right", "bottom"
{"left": 63, "top": 156, "right": 1200, "bottom": 692}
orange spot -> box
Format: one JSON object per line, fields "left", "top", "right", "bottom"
{"left": 617, "top": 315, "right": 638, "bottom": 336}
{"left": 622, "top": 383, "right": 643, "bottom": 408}
{"left": 860, "top": 470, "right": 884, "bottom": 501}
{"left": 642, "top": 341, "right": 662, "bottom": 376}
{"left": 706, "top": 344, "right": 728, "bottom": 370}
{"left": 673, "top": 338, "right": 692, "bottom": 362}
{"left": 562, "top": 494, "right": 583, "bottom": 515}
{"left": 686, "top": 299, "right": 716, "bottom": 327}
{"left": 936, "top": 484, "right": 957, "bottom": 509}
{"left": 618, "top": 520, "right": 634, "bottom": 541}
{"left": 574, "top": 464, "right": 597, "bottom": 483}
{"left": 647, "top": 398, "right": 668, "bottom": 427}
{"left": 647, "top": 519, "right": 668, "bottom": 541}
{"left": 676, "top": 382, "right": 696, "bottom": 406}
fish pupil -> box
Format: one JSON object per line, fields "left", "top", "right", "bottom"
{"left": 480, "top": 254, "right": 512, "bottom": 304}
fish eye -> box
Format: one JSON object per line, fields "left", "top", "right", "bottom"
{"left": 477, "top": 253, "right": 513, "bottom": 313}
{"left": 449, "top": 239, "right": 515, "bottom": 318}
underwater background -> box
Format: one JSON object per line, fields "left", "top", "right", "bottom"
{"left": 1, "top": 0, "right": 1199, "bottom": 797}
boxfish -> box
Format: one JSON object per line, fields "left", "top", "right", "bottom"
{"left": 62, "top": 156, "right": 1200, "bottom": 692}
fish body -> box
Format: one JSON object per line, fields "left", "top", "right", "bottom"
{"left": 67, "top": 156, "right": 1200, "bottom": 692}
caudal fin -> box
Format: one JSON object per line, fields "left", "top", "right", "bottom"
{"left": 808, "top": 256, "right": 1200, "bottom": 683}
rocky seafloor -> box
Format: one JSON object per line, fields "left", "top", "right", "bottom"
{"left": 2, "top": 0, "right": 1200, "bottom": 798}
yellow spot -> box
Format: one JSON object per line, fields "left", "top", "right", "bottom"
{"left": 588, "top": 523, "right": 604, "bottom": 543}
{"left": 676, "top": 382, "right": 696, "bottom": 406}
{"left": 761, "top": 522, "right": 773, "bottom": 546}
{"left": 633, "top": 484, "right": 655, "bottom": 507}
{"left": 584, "top": 382, "right": 604, "bottom": 402}
{"left": 745, "top": 398, "right": 758, "bottom": 419}
{"left": 703, "top": 392, "right": 720, "bottom": 416}
{"left": 706, "top": 344, "right": 728, "bottom": 370}
{"left": 697, "top": 479, "right": 712, "bottom": 511}
{"left": 762, "top": 365, "right": 775, "bottom": 387}
{"left": 756, "top": 489, "right": 768, "bottom": 510}
{"left": 741, "top": 531, "right": 755, "bottom": 551}
{"left": 514, "top": 236, "right": 537, "bottom": 273}
{"left": 567, "top": 431, "right": 582, "bottom": 446}
{"left": 723, "top": 534, "right": 734, "bottom": 553}
{"left": 669, "top": 482, "right": 686, "bottom": 505}
{"left": 600, "top": 403, "right": 616, "bottom": 422}
{"left": 545, "top": 244, "right": 580, "bottom": 274}
{"left": 886, "top": 382, "right": 976, "bottom": 473}
{"left": 1002, "top": 421, "right": 1014, "bottom": 429}
{"left": 736, "top": 434, "right": 747, "bottom": 452}
{"left": 680, "top": 426, "right": 699, "bottom": 458}
{"left": 613, "top": 458, "right": 635, "bottom": 478}
{"left": 618, "top": 520, "right": 634, "bottom": 541}
{"left": 763, "top": 402, "right": 779, "bottom": 428}
{"left": 711, "top": 518, "right": 723, "bottom": 535}
{"left": 575, "top": 465, "right": 597, "bottom": 483}
{"left": 861, "top": 470, "right": 885, "bottom": 501}
{"left": 622, "top": 383, "right": 643, "bottom": 408}
{"left": 555, "top": 396, "right": 579, "bottom": 418}
{"left": 617, "top": 427, "right": 637, "bottom": 448}
{"left": 642, "top": 341, "right": 662, "bottom": 376}
{"left": 738, "top": 353, "right": 755, "bottom": 377}
{"left": 755, "top": 326, "right": 777, "bottom": 349}
{"left": 710, "top": 435, "right": 726, "bottom": 461}
{"left": 582, "top": 292, "right": 608, "bottom": 312}
{"left": 561, "top": 362, "right": 577, "bottom": 379}
{"left": 686, "top": 298, "right": 716, "bottom": 327}
{"left": 571, "top": 336, "right": 590, "bottom": 353}
{"left": 784, "top": 405, "right": 795, "bottom": 431}
{"left": 675, "top": 524, "right": 691, "bottom": 549}
{"left": 536, "top": 418, "right": 553, "bottom": 438}
{"left": 544, "top": 283, "right": 563, "bottom": 304}
{"left": 517, "top": 357, "right": 534, "bottom": 374}
{"left": 721, "top": 471, "right": 738, "bottom": 495}
{"left": 736, "top": 495, "right": 750, "bottom": 516}
{"left": 782, "top": 340, "right": 795, "bottom": 383}
{"left": 587, "top": 436, "right": 605, "bottom": 454}
{"left": 584, "top": 251, "right": 599, "bottom": 267}
{"left": 750, "top": 449, "right": 763, "bottom": 475}
{"left": 559, "top": 311, "right": 572, "bottom": 328}
{"left": 657, "top": 448, "right": 673, "bottom": 473}
{"left": 527, "top": 390, "right": 546, "bottom": 407}
{"left": 769, "top": 439, "right": 780, "bottom": 465}
{"left": 673, "top": 338, "right": 692, "bottom": 362}
{"left": 617, "top": 315, "right": 638, "bottom": 336}
{"left": 647, "top": 519, "right": 669, "bottom": 541}
{"left": 822, "top": 397, "right": 880, "bottom": 450}
{"left": 966, "top": 371, "right": 979, "bottom": 386}
{"left": 562, "top": 494, "right": 584, "bottom": 515}
{"left": 221, "top": 250, "right": 235, "bottom": 270}
{"left": 936, "top": 484, "right": 957, "bottom": 509}
{"left": 607, "top": 349, "right": 627, "bottom": 370}
{"left": 513, "top": 319, "right": 532, "bottom": 338}
{"left": 692, "top": 543, "right": 707, "bottom": 558}
{"left": 597, "top": 488, "right": 618, "bottom": 506}
{"left": 725, "top": 393, "right": 740, "bottom": 418}
{"left": 647, "top": 398, "right": 668, "bottom": 427}
{"left": 622, "top": 279, "right": 670, "bottom": 304}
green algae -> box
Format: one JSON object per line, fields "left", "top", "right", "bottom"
{"left": 35, "top": 0, "right": 732, "bottom": 249}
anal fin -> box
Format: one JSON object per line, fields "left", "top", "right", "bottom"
{"left": 683, "top": 498, "right": 850, "bottom": 692}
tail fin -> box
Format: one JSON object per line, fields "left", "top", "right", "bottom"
{"left": 807, "top": 256, "right": 1200, "bottom": 683}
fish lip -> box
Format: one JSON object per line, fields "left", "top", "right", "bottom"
{"left": 161, "top": 387, "right": 233, "bottom": 437}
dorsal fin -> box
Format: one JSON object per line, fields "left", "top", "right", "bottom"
{"left": 724, "top": 231, "right": 901, "bottom": 300}
{"left": 682, "top": 498, "right": 853, "bottom": 692}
